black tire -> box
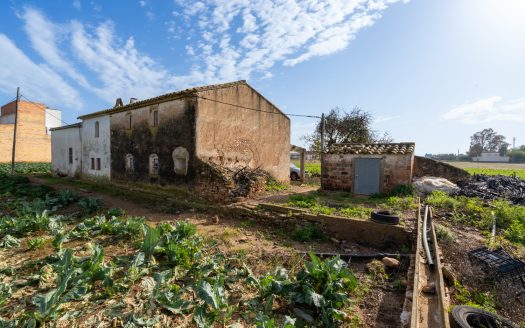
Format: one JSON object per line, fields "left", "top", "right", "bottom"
{"left": 450, "top": 306, "right": 519, "bottom": 328}
{"left": 370, "top": 210, "right": 400, "bottom": 225}
{"left": 290, "top": 172, "right": 299, "bottom": 181}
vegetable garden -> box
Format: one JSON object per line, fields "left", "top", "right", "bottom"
{"left": 0, "top": 175, "right": 408, "bottom": 327}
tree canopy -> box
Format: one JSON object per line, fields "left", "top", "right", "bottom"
{"left": 302, "top": 107, "right": 393, "bottom": 151}
{"left": 468, "top": 128, "right": 508, "bottom": 157}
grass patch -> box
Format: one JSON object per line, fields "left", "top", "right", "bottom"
{"left": 292, "top": 224, "right": 324, "bottom": 242}
{"left": 265, "top": 177, "right": 288, "bottom": 191}
{"left": 453, "top": 281, "right": 497, "bottom": 313}
{"left": 435, "top": 224, "right": 454, "bottom": 242}
{"left": 465, "top": 168, "right": 525, "bottom": 180}
{"left": 0, "top": 163, "right": 50, "bottom": 175}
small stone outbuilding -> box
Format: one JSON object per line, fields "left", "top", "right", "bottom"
{"left": 321, "top": 143, "right": 415, "bottom": 195}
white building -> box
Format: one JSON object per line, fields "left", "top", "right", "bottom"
{"left": 472, "top": 152, "right": 510, "bottom": 163}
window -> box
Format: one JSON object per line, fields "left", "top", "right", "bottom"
{"left": 125, "top": 154, "right": 134, "bottom": 173}
{"left": 95, "top": 121, "right": 99, "bottom": 138}
{"left": 149, "top": 154, "right": 159, "bottom": 176}
{"left": 152, "top": 110, "right": 159, "bottom": 127}
{"left": 68, "top": 148, "right": 73, "bottom": 164}
{"left": 91, "top": 158, "right": 95, "bottom": 170}
{"left": 96, "top": 158, "right": 101, "bottom": 171}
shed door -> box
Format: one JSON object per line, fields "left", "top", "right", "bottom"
{"left": 354, "top": 158, "right": 381, "bottom": 195}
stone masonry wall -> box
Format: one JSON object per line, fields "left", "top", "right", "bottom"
{"left": 322, "top": 153, "right": 413, "bottom": 194}
{"left": 413, "top": 156, "right": 470, "bottom": 183}
{"left": 0, "top": 100, "right": 52, "bottom": 162}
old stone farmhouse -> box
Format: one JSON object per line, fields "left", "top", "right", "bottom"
{"left": 51, "top": 81, "right": 290, "bottom": 197}
{"left": 322, "top": 143, "right": 415, "bottom": 195}
{"left": 0, "top": 100, "right": 61, "bottom": 162}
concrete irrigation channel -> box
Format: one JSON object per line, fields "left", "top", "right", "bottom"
{"left": 410, "top": 203, "right": 450, "bottom": 328}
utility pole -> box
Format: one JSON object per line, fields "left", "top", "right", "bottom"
{"left": 320, "top": 113, "right": 325, "bottom": 153}
{"left": 10, "top": 87, "right": 19, "bottom": 175}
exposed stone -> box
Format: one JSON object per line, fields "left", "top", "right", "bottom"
{"left": 422, "top": 282, "right": 436, "bottom": 294}
{"left": 382, "top": 257, "right": 400, "bottom": 269}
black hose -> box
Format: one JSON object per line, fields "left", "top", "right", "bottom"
{"left": 423, "top": 205, "right": 434, "bottom": 266}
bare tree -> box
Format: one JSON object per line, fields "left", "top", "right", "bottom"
{"left": 302, "top": 107, "right": 393, "bottom": 151}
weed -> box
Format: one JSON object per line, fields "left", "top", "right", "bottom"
{"left": 435, "top": 224, "right": 454, "bottom": 242}
{"left": 292, "top": 224, "right": 324, "bottom": 242}
{"left": 339, "top": 206, "right": 371, "bottom": 219}
{"left": 453, "top": 281, "right": 497, "bottom": 313}
{"left": 0, "top": 235, "right": 20, "bottom": 249}
{"left": 425, "top": 191, "right": 460, "bottom": 209}
{"left": 386, "top": 196, "right": 417, "bottom": 211}
{"left": 265, "top": 178, "right": 288, "bottom": 191}
{"left": 240, "top": 220, "right": 255, "bottom": 229}
{"left": 391, "top": 184, "right": 415, "bottom": 197}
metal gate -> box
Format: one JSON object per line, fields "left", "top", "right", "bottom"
{"left": 354, "top": 158, "right": 381, "bottom": 195}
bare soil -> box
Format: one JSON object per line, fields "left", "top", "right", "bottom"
{"left": 0, "top": 177, "right": 410, "bottom": 327}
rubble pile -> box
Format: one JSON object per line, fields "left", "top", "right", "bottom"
{"left": 194, "top": 161, "right": 270, "bottom": 203}
{"left": 458, "top": 174, "right": 525, "bottom": 205}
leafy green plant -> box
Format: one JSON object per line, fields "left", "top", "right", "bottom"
{"left": 386, "top": 196, "right": 417, "bottom": 211}
{"left": 425, "top": 191, "right": 460, "bottom": 209}
{"left": 453, "top": 281, "right": 497, "bottom": 312}
{"left": 142, "top": 225, "right": 162, "bottom": 264}
{"left": 0, "top": 235, "right": 20, "bottom": 248}
{"left": 0, "top": 283, "right": 11, "bottom": 306}
{"left": 265, "top": 178, "right": 288, "bottom": 191}
{"left": 339, "top": 206, "right": 371, "bottom": 219}
{"left": 78, "top": 197, "right": 102, "bottom": 214}
{"left": 28, "top": 237, "right": 48, "bottom": 250}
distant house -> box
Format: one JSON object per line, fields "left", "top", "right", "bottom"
{"left": 51, "top": 81, "right": 290, "bottom": 194}
{"left": 473, "top": 152, "right": 509, "bottom": 163}
{"left": 321, "top": 143, "right": 415, "bottom": 195}
{"left": 0, "top": 100, "right": 61, "bottom": 163}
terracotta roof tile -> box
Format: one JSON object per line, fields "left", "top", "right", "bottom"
{"left": 327, "top": 143, "right": 415, "bottom": 155}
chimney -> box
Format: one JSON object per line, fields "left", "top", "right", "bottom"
{"left": 114, "top": 98, "right": 123, "bottom": 108}
{"left": 129, "top": 97, "right": 137, "bottom": 104}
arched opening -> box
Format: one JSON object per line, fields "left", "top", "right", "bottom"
{"left": 125, "top": 154, "right": 134, "bottom": 173}
{"left": 149, "top": 153, "right": 159, "bottom": 176}
{"left": 172, "top": 147, "right": 189, "bottom": 175}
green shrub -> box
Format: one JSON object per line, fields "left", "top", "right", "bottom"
{"left": 391, "top": 184, "right": 415, "bottom": 197}
{"left": 292, "top": 224, "right": 324, "bottom": 242}
{"left": 504, "top": 221, "right": 525, "bottom": 244}
{"left": 288, "top": 194, "right": 317, "bottom": 208}
{"left": 387, "top": 196, "right": 417, "bottom": 211}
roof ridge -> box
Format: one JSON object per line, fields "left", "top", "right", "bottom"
{"left": 78, "top": 80, "right": 247, "bottom": 120}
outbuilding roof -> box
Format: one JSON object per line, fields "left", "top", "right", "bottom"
{"left": 327, "top": 142, "right": 415, "bottom": 155}
{"left": 49, "top": 122, "right": 81, "bottom": 131}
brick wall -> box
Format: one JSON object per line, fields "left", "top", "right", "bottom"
{"left": 0, "top": 100, "right": 52, "bottom": 162}
{"left": 322, "top": 153, "right": 413, "bottom": 194}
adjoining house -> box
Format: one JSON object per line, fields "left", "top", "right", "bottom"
{"left": 473, "top": 152, "right": 509, "bottom": 163}
{"left": 321, "top": 143, "right": 415, "bottom": 195}
{"left": 51, "top": 80, "right": 290, "bottom": 199}
{"left": 0, "top": 100, "right": 61, "bottom": 162}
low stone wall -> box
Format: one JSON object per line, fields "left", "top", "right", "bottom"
{"left": 257, "top": 203, "right": 411, "bottom": 248}
{"left": 413, "top": 156, "right": 469, "bottom": 183}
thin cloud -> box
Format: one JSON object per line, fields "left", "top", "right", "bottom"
{"left": 443, "top": 96, "right": 525, "bottom": 124}
{"left": 0, "top": 34, "right": 81, "bottom": 110}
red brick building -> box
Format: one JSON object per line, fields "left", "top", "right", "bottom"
{"left": 0, "top": 100, "right": 61, "bottom": 162}
{"left": 321, "top": 143, "right": 415, "bottom": 195}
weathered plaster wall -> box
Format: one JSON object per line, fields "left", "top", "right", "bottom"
{"left": 51, "top": 126, "right": 82, "bottom": 177}
{"left": 82, "top": 116, "right": 111, "bottom": 179}
{"left": 110, "top": 98, "right": 196, "bottom": 183}
{"left": 195, "top": 84, "right": 290, "bottom": 181}
{"left": 413, "top": 156, "right": 469, "bottom": 183}
{"left": 322, "top": 153, "right": 414, "bottom": 194}
{"left": 0, "top": 100, "right": 53, "bottom": 162}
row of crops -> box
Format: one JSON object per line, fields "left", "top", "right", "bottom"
{"left": 0, "top": 175, "right": 359, "bottom": 327}
{"left": 0, "top": 163, "right": 50, "bottom": 175}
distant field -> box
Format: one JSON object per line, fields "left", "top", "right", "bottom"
{"left": 443, "top": 161, "right": 525, "bottom": 179}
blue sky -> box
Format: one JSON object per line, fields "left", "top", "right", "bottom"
{"left": 0, "top": 0, "right": 524, "bottom": 155}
